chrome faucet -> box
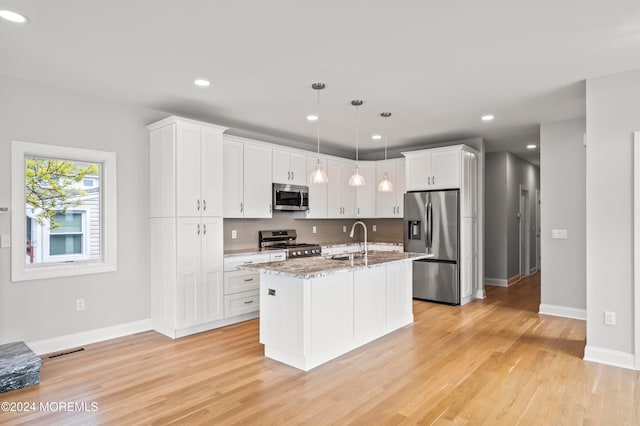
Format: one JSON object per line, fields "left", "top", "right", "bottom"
{"left": 349, "top": 221, "right": 368, "bottom": 261}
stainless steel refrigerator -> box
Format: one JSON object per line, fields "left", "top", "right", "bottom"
{"left": 404, "top": 190, "right": 460, "bottom": 305}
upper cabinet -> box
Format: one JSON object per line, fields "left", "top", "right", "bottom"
{"left": 149, "top": 116, "right": 227, "bottom": 218}
{"left": 223, "top": 137, "right": 273, "bottom": 218}
{"left": 355, "top": 162, "right": 376, "bottom": 218}
{"left": 461, "top": 150, "right": 478, "bottom": 218}
{"left": 403, "top": 146, "right": 461, "bottom": 191}
{"left": 305, "top": 156, "right": 328, "bottom": 218}
{"left": 273, "top": 149, "right": 307, "bottom": 186}
{"left": 375, "top": 158, "right": 405, "bottom": 218}
{"left": 327, "top": 159, "right": 356, "bottom": 218}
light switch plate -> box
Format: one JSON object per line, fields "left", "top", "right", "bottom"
{"left": 551, "top": 229, "right": 568, "bottom": 239}
{"left": 231, "top": 230, "right": 237, "bottom": 239}
{"left": 312, "top": 226, "right": 317, "bottom": 234}
{"left": 372, "top": 225, "right": 377, "bottom": 232}
{"left": 0, "top": 234, "right": 10, "bottom": 248}
{"left": 343, "top": 226, "right": 347, "bottom": 233}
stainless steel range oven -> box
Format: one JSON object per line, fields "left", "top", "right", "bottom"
{"left": 259, "top": 229, "right": 321, "bottom": 259}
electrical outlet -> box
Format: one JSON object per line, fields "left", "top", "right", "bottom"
{"left": 343, "top": 226, "right": 347, "bottom": 233}
{"left": 552, "top": 229, "right": 568, "bottom": 239}
{"left": 604, "top": 310, "right": 616, "bottom": 325}
{"left": 76, "top": 298, "right": 85, "bottom": 312}
{"left": 372, "top": 225, "right": 377, "bottom": 232}
{"left": 312, "top": 226, "right": 317, "bottom": 234}
{"left": 231, "top": 230, "right": 237, "bottom": 239}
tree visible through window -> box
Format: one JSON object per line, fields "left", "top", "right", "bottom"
{"left": 25, "top": 156, "right": 101, "bottom": 264}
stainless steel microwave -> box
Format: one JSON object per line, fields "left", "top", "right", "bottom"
{"left": 272, "top": 183, "right": 309, "bottom": 211}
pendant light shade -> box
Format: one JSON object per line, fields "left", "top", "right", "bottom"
{"left": 309, "top": 83, "right": 328, "bottom": 184}
{"left": 349, "top": 100, "right": 365, "bottom": 187}
{"left": 378, "top": 112, "right": 393, "bottom": 192}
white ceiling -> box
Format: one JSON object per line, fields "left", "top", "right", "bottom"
{"left": 2, "top": 1, "right": 640, "bottom": 165}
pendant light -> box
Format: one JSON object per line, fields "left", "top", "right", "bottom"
{"left": 309, "top": 83, "right": 329, "bottom": 184}
{"left": 349, "top": 100, "right": 366, "bottom": 186}
{"left": 378, "top": 112, "right": 393, "bottom": 192}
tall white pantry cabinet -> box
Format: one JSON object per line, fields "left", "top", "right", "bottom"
{"left": 148, "top": 116, "right": 232, "bottom": 338}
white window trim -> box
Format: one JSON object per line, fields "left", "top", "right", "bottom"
{"left": 11, "top": 141, "right": 117, "bottom": 282}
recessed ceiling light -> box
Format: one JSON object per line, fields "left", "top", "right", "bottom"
{"left": 194, "top": 79, "right": 211, "bottom": 87}
{"left": 0, "top": 10, "right": 29, "bottom": 24}
{"left": 527, "top": 144, "right": 537, "bottom": 149}
{"left": 372, "top": 134, "right": 382, "bottom": 140}
{"left": 307, "top": 115, "right": 318, "bottom": 121}
{"left": 481, "top": 114, "right": 494, "bottom": 121}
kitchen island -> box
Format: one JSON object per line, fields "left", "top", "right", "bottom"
{"left": 239, "top": 251, "right": 430, "bottom": 371}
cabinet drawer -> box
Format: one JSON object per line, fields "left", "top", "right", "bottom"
{"left": 224, "top": 290, "right": 260, "bottom": 317}
{"left": 224, "top": 270, "right": 260, "bottom": 294}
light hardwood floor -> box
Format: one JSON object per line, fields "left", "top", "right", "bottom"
{"left": 2, "top": 272, "right": 639, "bottom": 425}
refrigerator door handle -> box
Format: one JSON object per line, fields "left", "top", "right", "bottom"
{"left": 429, "top": 202, "right": 433, "bottom": 248}
{"left": 426, "top": 202, "right": 432, "bottom": 249}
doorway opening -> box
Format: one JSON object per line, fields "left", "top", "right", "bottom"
{"left": 519, "top": 186, "right": 530, "bottom": 278}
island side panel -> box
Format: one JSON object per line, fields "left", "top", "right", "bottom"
{"left": 260, "top": 274, "right": 305, "bottom": 367}
{"left": 386, "top": 261, "right": 414, "bottom": 329}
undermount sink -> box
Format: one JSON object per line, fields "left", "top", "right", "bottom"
{"left": 328, "top": 252, "right": 365, "bottom": 261}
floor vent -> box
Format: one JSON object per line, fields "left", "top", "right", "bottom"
{"left": 48, "top": 348, "right": 85, "bottom": 358}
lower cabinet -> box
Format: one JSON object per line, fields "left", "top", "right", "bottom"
{"left": 151, "top": 217, "right": 224, "bottom": 337}
{"left": 223, "top": 251, "right": 286, "bottom": 319}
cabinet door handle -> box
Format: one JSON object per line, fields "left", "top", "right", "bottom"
{"left": 427, "top": 177, "right": 431, "bottom": 185}
{"left": 240, "top": 202, "right": 244, "bottom": 213}
{"left": 203, "top": 199, "right": 207, "bottom": 211}
{"left": 269, "top": 204, "right": 272, "bottom": 213}
{"left": 203, "top": 224, "right": 207, "bottom": 235}
{"left": 244, "top": 278, "right": 254, "bottom": 282}
{"left": 432, "top": 176, "right": 435, "bottom": 185}
{"left": 291, "top": 171, "right": 294, "bottom": 180}
{"left": 197, "top": 199, "right": 201, "bottom": 211}
{"left": 358, "top": 207, "right": 360, "bottom": 215}
{"left": 288, "top": 171, "right": 291, "bottom": 180}
{"left": 197, "top": 224, "right": 201, "bottom": 235}
{"left": 244, "top": 300, "right": 254, "bottom": 304}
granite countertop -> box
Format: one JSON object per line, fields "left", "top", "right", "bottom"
{"left": 238, "top": 251, "right": 432, "bottom": 279}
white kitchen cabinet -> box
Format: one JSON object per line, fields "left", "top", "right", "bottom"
{"left": 355, "top": 162, "right": 376, "bottom": 218}
{"left": 375, "top": 158, "right": 405, "bottom": 218}
{"left": 327, "top": 159, "right": 356, "bottom": 218}
{"left": 461, "top": 217, "right": 478, "bottom": 304}
{"left": 305, "top": 156, "right": 328, "bottom": 218}
{"left": 176, "top": 217, "right": 224, "bottom": 327}
{"left": 150, "top": 216, "right": 224, "bottom": 337}
{"left": 403, "top": 146, "right": 461, "bottom": 191}
{"left": 461, "top": 150, "right": 478, "bottom": 218}
{"left": 273, "top": 148, "right": 307, "bottom": 186}
{"left": 223, "top": 136, "right": 273, "bottom": 218}
{"left": 149, "top": 116, "right": 226, "bottom": 218}
{"left": 223, "top": 252, "right": 286, "bottom": 319}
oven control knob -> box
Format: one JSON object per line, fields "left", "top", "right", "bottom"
{"left": 304, "top": 250, "right": 309, "bottom": 254}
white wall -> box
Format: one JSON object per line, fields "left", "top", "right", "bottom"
{"left": 585, "top": 68, "right": 640, "bottom": 361}
{"left": 540, "top": 117, "right": 586, "bottom": 314}
{"left": 485, "top": 152, "right": 508, "bottom": 279}
{"left": 0, "top": 74, "right": 163, "bottom": 344}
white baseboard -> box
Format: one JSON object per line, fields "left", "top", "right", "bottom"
{"left": 26, "top": 319, "right": 152, "bottom": 356}
{"left": 485, "top": 277, "right": 508, "bottom": 287}
{"left": 539, "top": 304, "right": 586, "bottom": 321}
{"left": 474, "top": 288, "right": 486, "bottom": 299}
{"left": 584, "top": 345, "right": 636, "bottom": 371}
{"left": 529, "top": 267, "right": 538, "bottom": 274}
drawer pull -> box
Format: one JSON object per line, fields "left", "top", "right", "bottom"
{"left": 244, "top": 300, "right": 254, "bottom": 304}
{"left": 244, "top": 278, "right": 254, "bottom": 282}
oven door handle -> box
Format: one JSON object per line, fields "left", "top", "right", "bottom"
{"left": 299, "top": 190, "right": 304, "bottom": 209}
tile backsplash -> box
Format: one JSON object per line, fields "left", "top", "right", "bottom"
{"left": 223, "top": 213, "right": 403, "bottom": 250}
